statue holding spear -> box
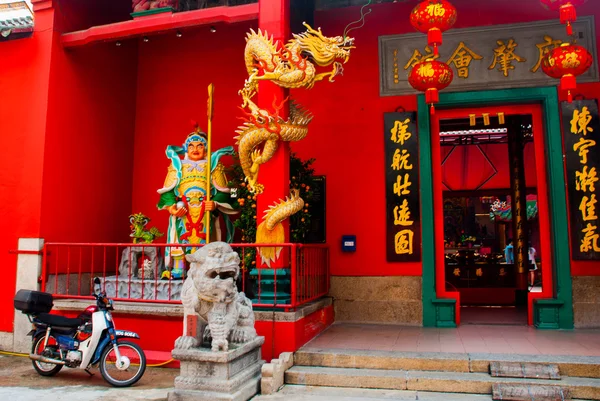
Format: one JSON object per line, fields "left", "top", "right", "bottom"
{"left": 157, "top": 84, "right": 238, "bottom": 269}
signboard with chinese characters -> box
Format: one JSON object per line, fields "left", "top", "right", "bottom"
{"left": 384, "top": 112, "right": 421, "bottom": 262}
{"left": 563, "top": 99, "right": 600, "bottom": 261}
{"left": 0, "top": 1, "right": 34, "bottom": 40}
{"left": 379, "top": 16, "right": 598, "bottom": 96}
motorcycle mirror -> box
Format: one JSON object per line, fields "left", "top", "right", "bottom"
{"left": 93, "top": 277, "right": 101, "bottom": 285}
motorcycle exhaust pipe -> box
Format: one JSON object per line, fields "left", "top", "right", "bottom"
{"left": 29, "top": 353, "right": 66, "bottom": 365}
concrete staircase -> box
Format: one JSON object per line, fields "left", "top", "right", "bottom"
{"left": 259, "top": 348, "right": 600, "bottom": 400}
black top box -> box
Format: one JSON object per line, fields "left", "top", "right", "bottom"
{"left": 14, "top": 289, "right": 53, "bottom": 314}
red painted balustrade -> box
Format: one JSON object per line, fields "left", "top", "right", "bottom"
{"left": 41, "top": 242, "right": 329, "bottom": 311}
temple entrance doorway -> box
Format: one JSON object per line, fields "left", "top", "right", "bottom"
{"left": 430, "top": 104, "right": 554, "bottom": 326}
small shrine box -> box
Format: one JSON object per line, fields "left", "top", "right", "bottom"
{"left": 14, "top": 289, "right": 53, "bottom": 314}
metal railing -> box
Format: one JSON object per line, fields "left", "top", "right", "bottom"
{"left": 41, "top": 242, "right": 329, "bottom": 311}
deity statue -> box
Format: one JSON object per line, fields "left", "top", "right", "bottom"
{"left": 157, "top": 126, "right": 237, "bottom": 267}
{"left": 132, "top": 0, "right": 177, "bottom": 13}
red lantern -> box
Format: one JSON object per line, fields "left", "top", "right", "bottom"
{"left": 541, "top": 42, "right": 593, "bottom": 102}
{"left": 410, "top": 0, "right": 457, "bottom": 56}
{"left": 540, "top": 0, "right": 588, "bottom": 36}
{"left": 409, "top": 59, "right": 454, "bottom": 114}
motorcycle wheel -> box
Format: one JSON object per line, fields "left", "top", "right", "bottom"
{"left": 99, "top": 340, "right": 146, "bottom": 387}
{"left": 31, "top": 333, "right": 63, "bottom": 376}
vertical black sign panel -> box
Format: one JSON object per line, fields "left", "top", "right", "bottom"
{"left": 384, "top": 112, "right": 421, "bottom": 262}
{"left": 562, "top": 99, "right": 600, "bottom": 261}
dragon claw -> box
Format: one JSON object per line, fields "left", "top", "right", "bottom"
{"left": 251, "top": 149, "right": 262, "bottom": 163}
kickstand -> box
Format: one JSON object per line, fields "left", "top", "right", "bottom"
{"left": 84, "top": 368, "right": 94, "bottom": 377}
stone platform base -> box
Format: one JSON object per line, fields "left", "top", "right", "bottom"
{"left": 103, "top": 276, "right": 184, "bottom": 300}
{"left": 168, "top": 336, "right": 265, "bottom": 401}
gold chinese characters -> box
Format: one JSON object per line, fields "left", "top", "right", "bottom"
{"left": 390, "top": 117, "right": 416, "bottom": 255}
{"left": 446, "top": 42, "right": 483, "bottom": 79}
{"left": 488, "top": 39, "right": 526, "bottom": 77}
{"left": 570, "top": 106, "right": 600, "bottom": 253}
{"left": 400, "top": 35, "right": 564, "bottom": 80}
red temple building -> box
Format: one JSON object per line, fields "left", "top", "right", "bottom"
{"left": 1, "top": 0, "right": 600, "bottom": 363}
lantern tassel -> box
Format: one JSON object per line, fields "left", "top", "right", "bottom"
{"left": 567, "top": 90, "right": 573, "bottom": 103}
{"left": 566, "top": 21, "right": 573, "bottom": 36}
{"left": 430, "top": 103, "right": 435, "bottom": 115}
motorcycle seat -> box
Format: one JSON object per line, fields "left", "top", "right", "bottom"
{"left": 35, "top": 313, "right": 83, "bottom": 328}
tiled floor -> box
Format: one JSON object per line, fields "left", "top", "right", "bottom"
{"left": 304, "top": 322, "right": 600, "bottom": 357}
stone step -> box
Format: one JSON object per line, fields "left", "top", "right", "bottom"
{"left": 284, "top": 366, "right": 600, "bottom": 400}
{"left": 252, "top": 384, "right": 496, "bottom": 400}
{"left": 489, "top": 361, "right": 560, "bottom": 379}
{"left": 250, "top": 385, "right": 592, "bottom": 401}
{"left": 295, "top": 349, "right": 600, "bottom": 378}
{"left": 492, "top": 383, "right": 571, "bottom": 401}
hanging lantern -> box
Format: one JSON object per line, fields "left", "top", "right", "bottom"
{"left": 541, "top": 42, "right": 592, "bottom": 102}
{"left": 408, "top": 59, "right": 454, "bottom": 114}
{"left": 540, "top": 0, "right": 588, "bottom": 36}
{"left": 410, "top": 0, "right": 457, "bottom": 56}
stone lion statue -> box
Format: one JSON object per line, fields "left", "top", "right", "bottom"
{"left": 174, "top": 242, "right": 257, "bottom": 352}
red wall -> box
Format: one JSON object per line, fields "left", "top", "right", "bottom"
{"left": 40, "top": 38, "right": 139, "bottom": 243}
{"left": 286, "top": 0, "right": 600, "bottom": 277}
{"left": 4, "top": 1, "right": 600, "bottom": 335}
{"left": 1, "top": 1, "right": 138, "bottom": 331}
{"left": 123, "top": 1, "right": 600, "bottom": 277}
{"left": 0, "top": 2, "right": 54, "bottom": 332}
{"left": 130, "top": 21, "right": 257, "bottom": 231}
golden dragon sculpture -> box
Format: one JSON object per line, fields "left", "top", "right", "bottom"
{"left": 236, "top": 23, "right": 354, "bottom": 194}
{"left": 234, "top": 94, "right": 313, "bottom": 195}
{"left": 235, "top": 23, "right": 354, "bottom": 264}
{"left": 243, "top": 22, "right": 355, "bottom": 91}
{"left": 256, "top": 189, "right": 305, "bottom": 267}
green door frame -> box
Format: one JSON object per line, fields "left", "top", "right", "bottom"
{"left": 419, "top": 86, "right": 574, "bottom": 329}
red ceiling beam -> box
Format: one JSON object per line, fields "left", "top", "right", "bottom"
{"left": 61, "top": 3, "right": 259, "bottom": 48}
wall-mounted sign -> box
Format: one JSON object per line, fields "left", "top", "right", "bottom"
{"left": 384, "top": 112, "right": 421, "bottom": 262}
{"left": 562, "top": 99, "right": 600, "bottom": 261}
{"left": 0, "top": 1, "right": 34, "bottom": 40}
{"left": 379, "top": 16, "right": 598, "bottom": 96}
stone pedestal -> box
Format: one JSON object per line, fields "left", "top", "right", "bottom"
{"left": 102, "top": 275, "right": 184, "bottom": 300}
{"left": 168, "top": 337, "right": 265, "bottom": 401}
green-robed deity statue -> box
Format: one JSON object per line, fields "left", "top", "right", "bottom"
{"left": 157, "top": 126, "right": 237, "bottom": 267}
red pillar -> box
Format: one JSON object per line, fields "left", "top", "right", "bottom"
{"left": 256, "top": 0, "right": 291, "bottom": 262}
{"left": 0, "top": 0, "right": 55, "bottom": 332}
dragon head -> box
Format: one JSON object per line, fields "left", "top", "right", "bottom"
{"left": 129, "top": 213, "right": 149, "bottom": 237}
{"left": 294, "top": 22, "right": 355, "bottom": 67}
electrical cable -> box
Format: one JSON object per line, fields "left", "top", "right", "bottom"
{"left": 0, "top": 349, "right": 175, "bottom": 367}
{"left": 0, "top": 350, "right": 28, "bottom": 357}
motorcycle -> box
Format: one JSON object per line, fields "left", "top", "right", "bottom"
{"left": 13, "top": 277, "right": 146, "bottom": 387}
